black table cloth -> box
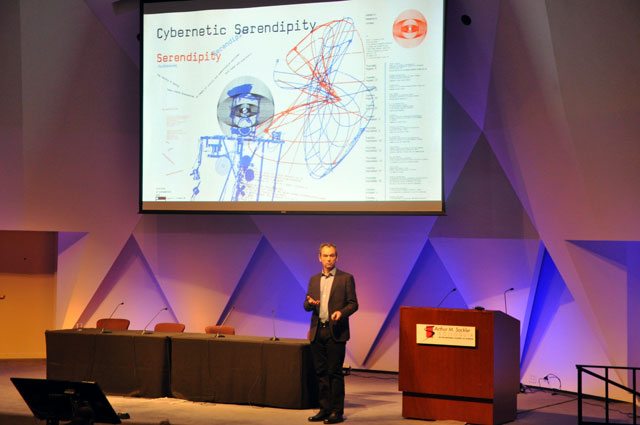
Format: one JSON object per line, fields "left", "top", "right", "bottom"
{"left": 45, "top": 330, "right": 317, "bottom": 408}
{"left": 46, "top": 329, "right": 171, "bottom": 397}
{"left": 170, "top": 334, "right": 317, "bottom": 408}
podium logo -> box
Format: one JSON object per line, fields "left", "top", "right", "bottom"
{"left": 425, "top": 325, "right": 435, "bottom": 338}
{"left": 417, "top": 324, "right": 476, "bottom": 347}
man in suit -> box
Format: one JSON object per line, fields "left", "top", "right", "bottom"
{"left": 304, "top": 243, "right": 358, "bottom": 424}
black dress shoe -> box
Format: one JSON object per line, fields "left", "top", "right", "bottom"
{"left": 323, "top": 412, "right": 344, "bottom": 424}
{"left": 308, "top": 411, "right": 329, "bottom": 422}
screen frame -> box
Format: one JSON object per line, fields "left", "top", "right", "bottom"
{"left": 139, "top": 0, "right": 446, "bottom": 215}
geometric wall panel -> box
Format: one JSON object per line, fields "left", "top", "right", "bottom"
{"left": 217, "top": 236, "right": 308, "bottom": 340}
{"left": 83, "top": 0, "right": 139, "bottom": 66}
{"left": 58, "top": 232, "right": 89, "bottom": 256}
{"left": 133, "top": 214, "right": 263, "bottom": 332}
{"left": 521, "top": 249, "right": 575, "bottom": 373}
{"left": 441, "top": 90, "right": 484, "bottom": 199}
{"left": 444, "top": 0, "right": 500, "bottom": 129}
{"left": 253, "top": 215, "right": 436, "bottom": 290}
{"left": 79, "top": 236, "right": 177, "bottom": 330}
{"left": 481, "top": 1, "right": 567, "bottom": 236}
{"left": 520, "top": 249, "right": 629, "bottom": 400}
{"left": 430, "top": 237, "right": 541, "bottom": 322}
{"left": 361, "top": 239, "right": 466, "bottom": 371}
{"left": 566, "top": 241, "right": 629, "bottom": 369}
{"left": 432, "top": 135, "right": 538, "bottom": 239}
{"left": 567, "top": 240, "right": 627, "bottom": 267}
{"left": 545, "top": 1, "right": 640, "bottom": 238}
{"left": 56, "top": 232, "right": 89, "bottom": 328}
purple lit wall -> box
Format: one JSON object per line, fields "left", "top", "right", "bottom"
{"left": 1, "top": 0, "right": 639, "bottom": 400}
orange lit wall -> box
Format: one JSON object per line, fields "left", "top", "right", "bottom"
{"left": 0, "top": 274, "right": 55, "bottom": 359}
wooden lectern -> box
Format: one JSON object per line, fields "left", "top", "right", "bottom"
{"left": 399, "top": 307, "right": 519, "bottom": 425}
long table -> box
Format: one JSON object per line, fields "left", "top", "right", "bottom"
{"left": 45, "top": 330, "right": 317, "bottom": 409}
{"left": 45, "top": 329, "right": 171, "bottom": 398}
{"left": 170, "top": 334, "right": 317, "bottom": 408}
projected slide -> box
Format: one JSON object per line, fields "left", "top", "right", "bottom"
{"left": 141, "top": 0, "right": 444, "bottom": 213}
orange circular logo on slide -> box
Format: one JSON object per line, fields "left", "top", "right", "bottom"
{"left": 392, "top": 9, "right": 427, "bottom": 48}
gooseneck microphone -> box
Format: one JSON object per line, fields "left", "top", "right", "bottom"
{"left": 109, "top": 301, "right": 125, "bottom": 318}
{"left": 270, "top": 309, "right": 279, "bottom": 341}
{"left": 216, "top": 306, "right": 235, "bottom": 338}
{"left": 436, "top": 288, "right": 457, "bottom": 308}
{"left": 504, "top": 288, "right": 514, "bottom": 314}
{"left": 101, "top": 301, "right": 124, "bottom": 334}
{"left": 141, "top": 307, "right": 168, "bottom": 335}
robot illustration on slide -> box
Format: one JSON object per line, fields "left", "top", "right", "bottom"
{"left": 190, "top": 18, "right": 374, "bottom": 202}
{"left": 190, "top": 77, "right": 283, "bottom": 202}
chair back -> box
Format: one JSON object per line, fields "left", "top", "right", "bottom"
{"left": 96, "top": 318, "right": 130, "bottom": 330}
{"left": 154, "top": 322, "right": 185, "bottom": 332}
{"left": 204, "top": 325, "right": 235, "bottom": 335}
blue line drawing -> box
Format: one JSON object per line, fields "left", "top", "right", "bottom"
{"left": 190, "top": 132, "right": 283, "bottom": 201}
{"left": 266, "top": 18, "right": 374, "bottom": 179}
{"left": 191, "top": 18, "right": 374, "bottom": 202}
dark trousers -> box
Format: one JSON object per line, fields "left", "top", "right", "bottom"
{"left": 311, "top": 326, "right": 346, "bottom": 415}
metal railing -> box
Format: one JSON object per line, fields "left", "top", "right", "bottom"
{"left": 577, "top": 364, "right": 639, "bottom": 424}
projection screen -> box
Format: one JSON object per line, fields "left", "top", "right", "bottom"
{"left": 141, "top": 0, "right": 445, "bottom": 214}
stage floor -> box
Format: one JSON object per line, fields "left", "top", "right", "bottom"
{"left": 0, "top": 359, "right": 635, "bottom": 424}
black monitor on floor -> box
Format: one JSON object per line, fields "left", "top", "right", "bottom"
{"left": 11, "top": 377, "right": 121, "bottom": 425}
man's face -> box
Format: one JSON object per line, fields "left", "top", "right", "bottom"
{"left": 318, "top": 246, "right": 338, "bottom": 272}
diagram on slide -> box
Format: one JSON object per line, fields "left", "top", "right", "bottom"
{"left": 190, "top": 76, "right": 284, "bottom": 201}
{"left": 189, "top": 18, "right": 374, "bottom": 202}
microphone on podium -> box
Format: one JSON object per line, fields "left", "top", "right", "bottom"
{"left": 436, "top": 288, "right": 456, "bottom": 308}
{"left": 141, "top": 307, "right": 168, "bottom": 335}
{"left": 101, "top": 301, "right": 124, "bottom": 334}
{"left": 270, "top": 309, "right": 279, "bottom": 341}
{"left": 503, "top": 287, "right": 514, "bottom": 314}
{"left": 216, "top": 306, "right": 235, "bottom": 338}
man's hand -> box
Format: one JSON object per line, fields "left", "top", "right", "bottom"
{"left": 331, "top": 311, "right": 342, "bottom": 321}
{"left": 307, "top": 296, "right": 320, "bottom": 306}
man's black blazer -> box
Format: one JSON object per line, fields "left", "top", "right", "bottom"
{"left": 304, "top": 269, "right": 358, "bottom": 342}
